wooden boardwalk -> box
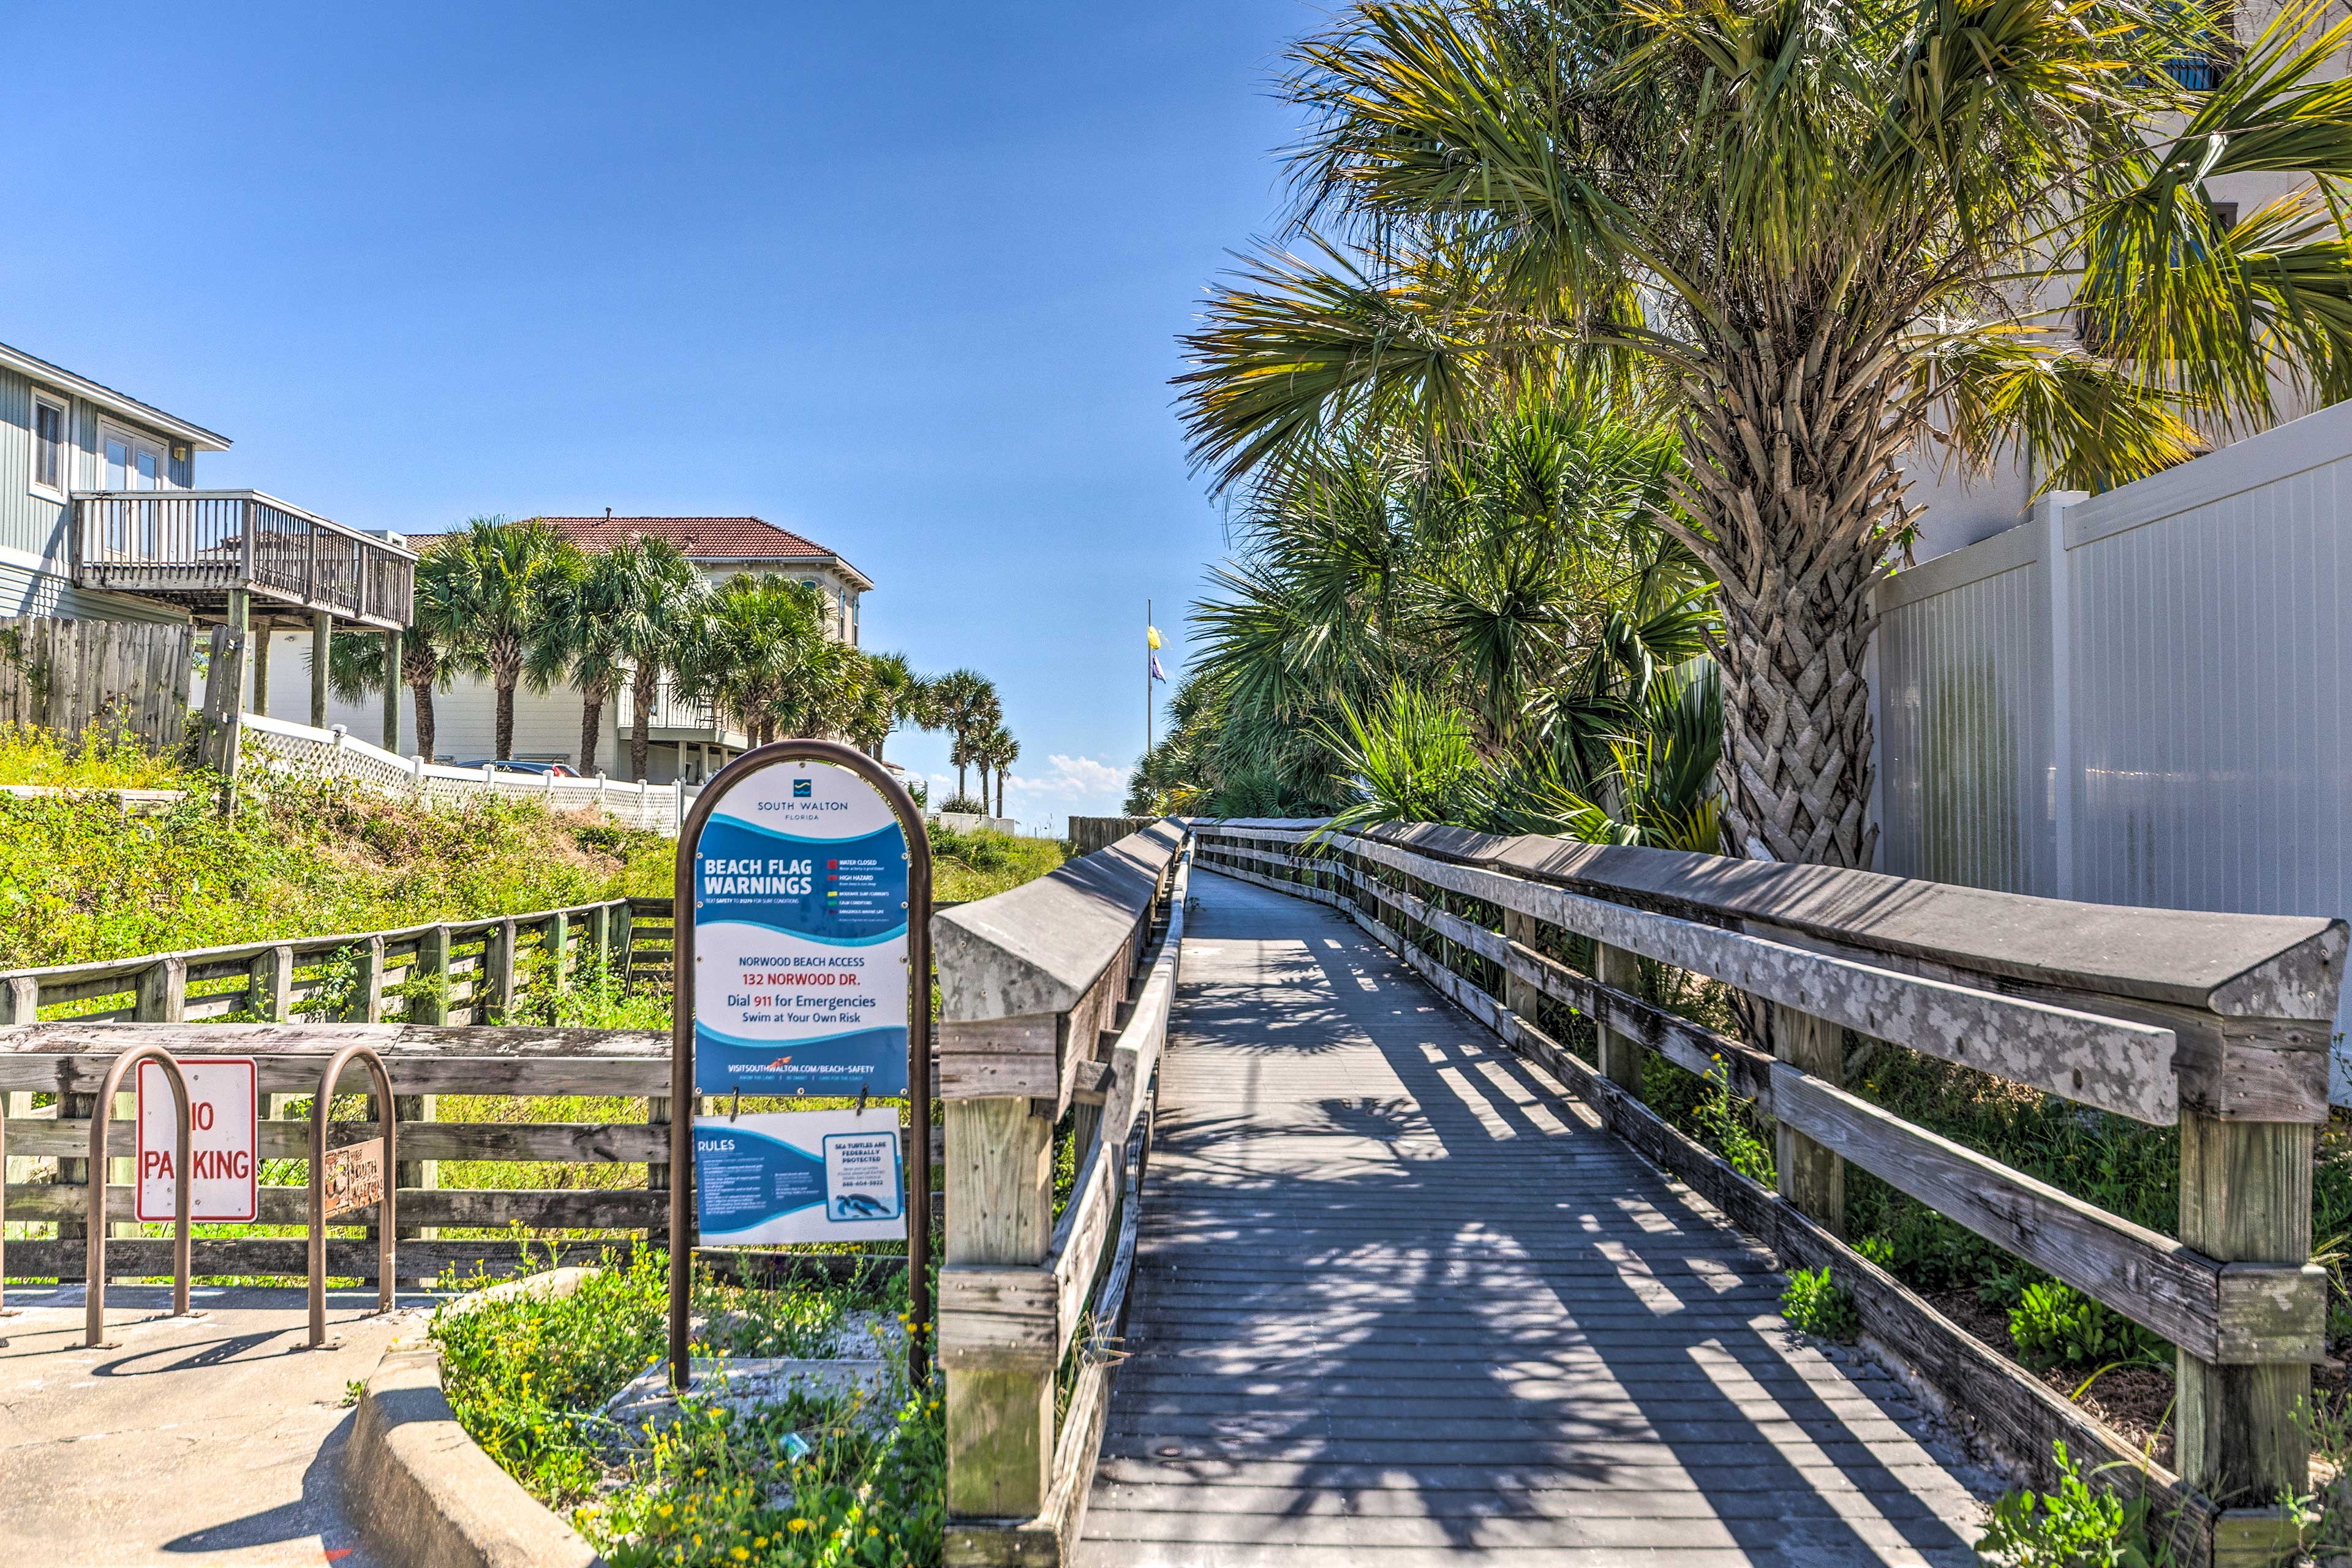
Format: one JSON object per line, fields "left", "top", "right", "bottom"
{"left": 1078, "top": 870, "right": 1989, "bottom": 1566}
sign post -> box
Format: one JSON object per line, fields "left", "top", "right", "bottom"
{"left": 669, "top": 739, "right": 933, "bottom": 1391}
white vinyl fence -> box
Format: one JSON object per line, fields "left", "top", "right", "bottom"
{"left": 239, "top": 712, "right": 701, "bottom": 834}
{"left": 1874, "top": 396, "right": 2352, "bottom": 1097}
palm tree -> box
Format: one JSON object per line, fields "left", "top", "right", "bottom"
{"left": 437, "top": 518, "right": 581, "bottom": 761}
{"left": 929, "top": 668, "right": 998, "bottom": 801}
{"left": 674, "top": 575, "right": 840, "bottom": 746}
{"left": 528, "top": 540, "right": 688, "bottom": 774}
{"left": 1178, "top": 0, "right": 2352, "bottom": 867}
{"left": 980, "top": 725, "right": 1020, "bottom": 818}
{"left": 1179, "top": 398, "right": 1708, "bottom": 819}
{"left": 858, "top": 650, "right": 933, "bottom": 762}
{"left": 330, "top": 545, "right": 466, "bottom": 760}
{"left": 608, "top": 537, "right": 709, "bottom": 783}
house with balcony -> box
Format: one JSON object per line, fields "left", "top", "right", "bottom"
{"left": 286, "top": 513, "right": 872, "bottom": 783}
{"left": 2, "top": 338, "right": 414, "bottom": 727}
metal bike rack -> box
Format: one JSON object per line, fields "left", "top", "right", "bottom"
{"left": 307, "top": 1044, "right": 397, "bottom": 1348}
{"left": 85, "top": 1044, "right": 195, "bottom": 1349}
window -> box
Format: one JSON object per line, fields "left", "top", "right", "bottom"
{"left": 30, "top": 394, "right": 66, "bottom": 496}
{"left": 101, "top": 424, "right": 170, "bottom": 491}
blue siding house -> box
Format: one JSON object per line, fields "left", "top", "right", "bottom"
{"left": 0, "top": 339, "right": 224, "bottom": 624}
{"left": 0, "top": 340, "right": 413, "bottom": 722}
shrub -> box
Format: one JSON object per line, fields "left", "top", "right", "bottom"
{"left": 2007, "top": 1281, "right": 2161, "bottom": 1371}
{"left": 1780, "top": 1265, "right": 1858, "bottom": 1341}
{"left": 1977, "top": 1442, "right": 2151, "bottom": 1567}
{"left": 0, "top": 763, "right": 671, "bottom": 970}
{"left": 936, "top": 793, "right": 987, "bottom": 815}
{"left": 1692, "top": 1054, "right": 1775, "bottom": 1185}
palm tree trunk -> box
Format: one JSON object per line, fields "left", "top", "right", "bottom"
{"left": 995, "top": 773, "right": 1005, "bottom": 818}
{"left": 495, "top": 679, "right": 518, "bottom": 761}
{"left": 630, "top": 665, "right": 658, "bottom": 782}
{"left": 579, "top": 684, "right": 607, "bottom": 776}
{"left": 1669, "top": 323, "right": 1909, "bottom": 869}
{"left": 409, "top": 679, "right": 437, "bottom": 761}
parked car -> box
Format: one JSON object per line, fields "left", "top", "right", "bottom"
{"left": 453, "top": 759, "right": 580, "bottom": 777}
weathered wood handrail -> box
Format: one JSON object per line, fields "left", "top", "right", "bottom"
{"left": 933, "top": 818, "right": 1188, "bottom": 1564}
{"left": 0, "top": 1014, "right": 946, "bottom": 1285}
{"left": 1194, "top": 816, "right": 2345, "bottom": 1567}
{"left": 0, "top": 896, "right": 647, "bottom": 1026}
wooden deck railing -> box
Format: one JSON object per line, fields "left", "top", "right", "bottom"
{"left": 1192, "top": 818, "right": 2344, "bottom": 1568}
{"left": 71, "top": 489, "right": 416, "bottom": 630}
{"left": 0, "top": 898, "right": 681, "bottom": 1283}
{"left": 932, "top": 818, "right": 1188, "bottom": 1564}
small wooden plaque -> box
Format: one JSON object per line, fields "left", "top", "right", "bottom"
{"left": 323, "top": 1137, "right": 386, "bottom": 1219}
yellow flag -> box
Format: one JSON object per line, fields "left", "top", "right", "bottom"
{"left": 1146, "top": 625, "right": 1164, "bottom": 650}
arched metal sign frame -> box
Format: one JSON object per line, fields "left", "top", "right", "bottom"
{"left": 668, "top": 738, "right": 934, "bottom": 1392}
{"left": 86, "top": 1043, "right": 194, "bottom": 1348}
{"left": 308, "top": 1044, "right": 398, "bottom": 1348}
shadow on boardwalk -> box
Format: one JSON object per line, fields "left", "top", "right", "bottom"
{"left": 1078, "top": 869, "right": 1991, "bottom": 1567}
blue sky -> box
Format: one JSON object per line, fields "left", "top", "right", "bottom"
{"left": 4, "top": 2, "right": 1309, "bottom": 830}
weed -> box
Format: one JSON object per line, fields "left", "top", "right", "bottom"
{"left": 1976, "top": 1442, "right": 2154, "bottom": 1567}
{"left": 1692, "top": 1054, "right": 1776, "bottom": 1186}
{"left": 433, "top": 1248, "right": 941, "bottom": 1566}
{"left": 0, "top": 760, "right": 674, "bottom": 973}
{"left": 2008, "top": 1281, "right": 2165, "bottom": 1372}
{"left": 298, "top": 944, "right": 366, "bottom": 1021}
{"left": 1780, "top": 1265, "right": 1858, "bottom": 1341}
{"left": 0, "top": 721, "right": 184, "bottom": 789}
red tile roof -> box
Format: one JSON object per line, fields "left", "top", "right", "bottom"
{"left": 409, "top": 515, "right": 871, "bottom": 588}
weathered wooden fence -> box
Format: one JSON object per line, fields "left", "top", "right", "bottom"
{"left": 0, "top": 614, "right": 195, "bottom": 755}
{"left": 933, "top": 819, "right": 1188, "bottom": 1565}
{"left": 1193, "top": 818, "right": 2342, "bottom": 1565}
{"left": 1065, "top": 816, "right": 1153, "bottom": 858}
{"left": 0, "top": 897, "right": 682, "bottom": 1283}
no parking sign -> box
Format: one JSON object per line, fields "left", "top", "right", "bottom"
{"left": 136, "top": 1057, "right": 257, "bottom": 1223}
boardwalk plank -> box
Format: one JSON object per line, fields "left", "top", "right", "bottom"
{"left": 1076, "top": 870, "right": 1988, "bottom": 1567}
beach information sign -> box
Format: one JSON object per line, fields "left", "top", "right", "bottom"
{"left": 692, "top": 757, "right": 911, "bottom": 1097}
{"left": 692, "top": 1109, "right": 906, "bottom": 1245}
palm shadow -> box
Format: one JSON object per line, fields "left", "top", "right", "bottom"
{"left": 1082, "top": 867, "right": 1983, "bottom": 1565}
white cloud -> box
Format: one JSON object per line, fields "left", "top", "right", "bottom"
{"left": 915, "top": 755, "right": 1126, "bottom": 836}
{"left": 1003, "top": 755, "right": 1125, "bottom": 802}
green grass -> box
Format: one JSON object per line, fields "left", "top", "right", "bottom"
{"left": 432, "top": 1247, "right": 942, "bottom": 1567}
{"left": 927, "top": 824, "right": 1065, "bottom": 905}
{"left": 0, "top": 722, "right": 187, "bottom": 788}
{"left": 0, "top": 757, "right": 672, "bottom": 971}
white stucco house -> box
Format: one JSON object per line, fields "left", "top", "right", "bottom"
{"left": 270, "top": 514, "right": 872, "bottom": 784}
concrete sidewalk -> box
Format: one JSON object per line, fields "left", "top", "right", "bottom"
{"left": 0, "top": 1284, "right": 438, "bottom": 1567}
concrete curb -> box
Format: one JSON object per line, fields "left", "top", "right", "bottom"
{"left": 347, "top": 1270, "right": 603, "bottom": 1568}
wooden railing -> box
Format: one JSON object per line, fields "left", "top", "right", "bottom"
{"left": 0, "top": 898, "right": 681, "bottom": 1283}
{"left": 932, "top": 819, "right": 1188, "bottom": 1564}
{"left": 71, "top": 489, "right": 416, "bottom": 630}
{"left": 1192, "top": 817, "right": 2344, "bottom": 1567}
{"left": 0, "top": 897, "right": 657, "bottom": 1027}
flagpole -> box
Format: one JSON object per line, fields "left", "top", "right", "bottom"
{"left": 1146, "top": 597, "right": 1153, "bottom": 756}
